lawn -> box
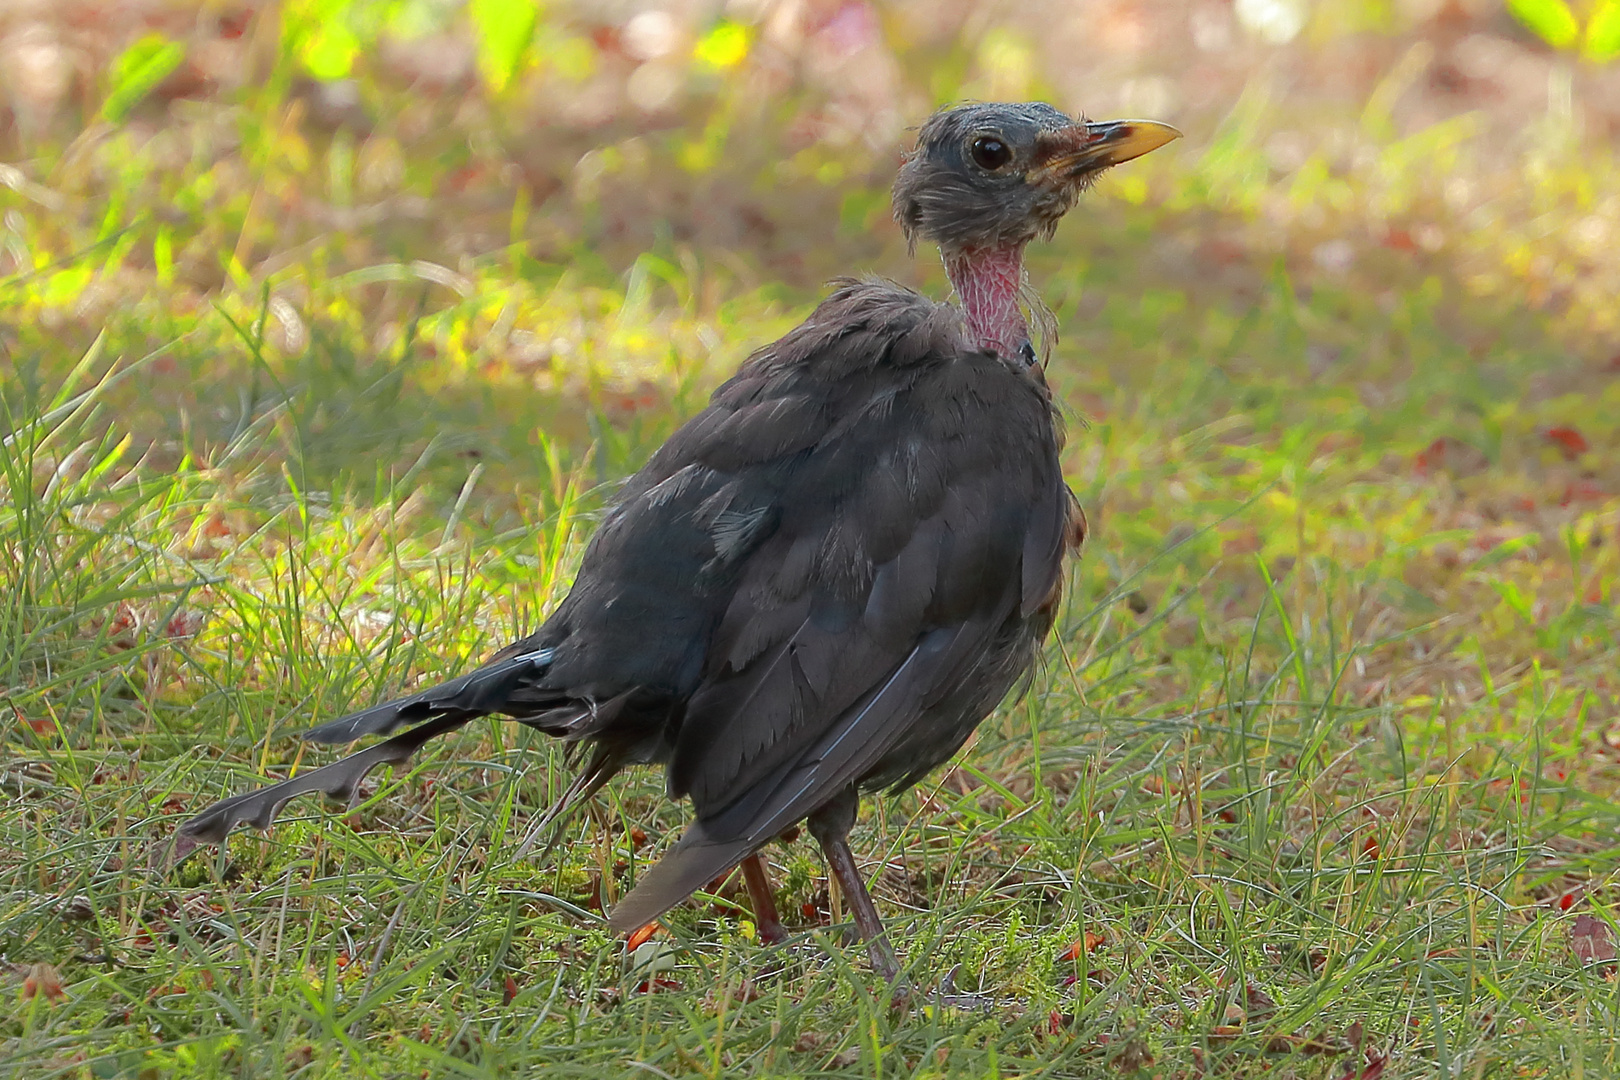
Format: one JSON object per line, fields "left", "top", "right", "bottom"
{"left": 5, "top": 2, "right": 1620, "bottom": 1076}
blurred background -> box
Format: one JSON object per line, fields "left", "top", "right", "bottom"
{"left": 1, "top": 0, "right": 1616, "bottom": 390}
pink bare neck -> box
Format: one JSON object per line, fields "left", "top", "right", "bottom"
{"left": 943, "top": 244, "right": 1029, "bottom": 362}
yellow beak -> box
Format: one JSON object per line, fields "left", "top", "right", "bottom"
{"left": 1034, "top": 119, "right": 1182, "bottom": 181}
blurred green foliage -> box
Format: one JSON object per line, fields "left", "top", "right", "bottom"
{"left": 1509, "top": 0, "right": 1620, "bottom": 59}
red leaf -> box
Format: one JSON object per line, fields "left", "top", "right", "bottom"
{"left": 503, "top": 974, "right": 519, "bottom": 1005}
{"left": 1413, "top": 437, "right": 1486, "bottom": 476}
{"left": 1544, "top": 426, "right": 1590, "bottom": 460}
{"left": 1560, "top": 480, "right": 1606, "bottom": 507}
{"left": 625, "top": 921, "right": 660, "bottom": 950}
{"left": 1357, "top": 1052, "right": 1389, "bottom": 1080}
{"left": 632, "top": 977, "right": 682, "bottom": 994}
{"left": 1383, "top": 228, "right": 1417, "bottom": 252}
{"left": 1058, "top": 930, "right": 1107, "bottom": 961}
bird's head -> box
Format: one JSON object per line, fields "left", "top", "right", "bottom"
{"left": 892, "top": 101, "right": 1181, "bottom": 253}
{"left": 892, "top": 101, "right": 1179, "bottom": 364}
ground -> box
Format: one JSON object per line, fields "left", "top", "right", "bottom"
{"left": 4, "top": 2, "right": 1620, "bottom": 1077}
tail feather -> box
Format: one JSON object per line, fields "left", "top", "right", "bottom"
{"left": 304, "top": 647, "right": 555, "bottom": 745}
{"left": 606, "top": 826, "right": 755, "bottom": 934}
{"left": 180, "top": 714, "right": 471, "bottom": 844}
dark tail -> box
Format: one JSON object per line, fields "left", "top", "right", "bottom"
{"left": 179, "top": 714, "right": 471, "bottom": 843}
{"left": 180, "top": 646, "right": 560, "bottom": 846}
{"left": 303, "top": 646, "right": 556, "bottom": 744}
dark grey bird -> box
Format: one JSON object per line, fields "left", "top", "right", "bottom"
{"left": 180, "top": 101, "right": 1179, "bottom": 981}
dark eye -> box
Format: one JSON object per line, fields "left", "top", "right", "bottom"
{"left": 970, "top": 136, "right": 1012, "bottom": 170}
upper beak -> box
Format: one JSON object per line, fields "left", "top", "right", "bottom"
{"left": 1033, "top": 119, "right": 1182, "bottom": 182}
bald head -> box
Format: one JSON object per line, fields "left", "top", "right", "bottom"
{"left": 892, "top": 102, "right": 1180, "bottom": 255}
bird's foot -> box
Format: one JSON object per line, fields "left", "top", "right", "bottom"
{"left": 755, "top": 915, "right": 790, "bottom": 946}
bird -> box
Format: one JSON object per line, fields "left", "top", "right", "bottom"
{"left": 180, "top": 101, "right": 1179, "bottom": 982}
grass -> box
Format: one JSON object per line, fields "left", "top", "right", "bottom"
{"left": 6, "top": 6, "right": 1620, "bottom": 1078}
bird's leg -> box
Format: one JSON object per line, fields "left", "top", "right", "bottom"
{"left": 738, "top": 852, "right": 789, "bottom": 945}
{"left": 807, "top": 791, "right": 901, "bottom": 984}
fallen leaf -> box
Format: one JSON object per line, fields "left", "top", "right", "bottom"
{"left": 1382, "top": 227, "right": 1417, "bottom": 251}
{"left": 166, "top": 609, "right": 205, "bottom": 638}
{"left": 1244, "top": 982, "right": 1278, "bottom": 1021}
{"left": 625, "top": 921, "right": 660, "bottom": 950}
{"left": 21, "top": 962, "right": 65, "bottom": 1002}
{"left": 1413, "top": 436, "right": 1488, "bottom": 477}
{"left": 1560, "top": 480, "right": 1606, "bottom": 506}
{"left": 503, "top": 974, "right": 519, "bottom": 1005}
{"left": 632, "top": 976, "right": 682, "bottom": 994}
{"left": 1222, "top": 530, "right": 1262, "bottom": 557}
{"left": 703, "top": 979, "right": 761, "bottom": 1012}
{"left": 1058, "top": 929, "right": 1106, "bottom": 961}
{"left": 1109, "top": 1036, "right": 1154, "bottom": 1072}
{"left": 1571, "top": 914, "right": 1617, "bottom": 966}
{"left": 1543, "top": 426, "right": 1589, "bottom": 460}
{"left": 1348, "top": 1052, "right": 1389, "bottom": 1080}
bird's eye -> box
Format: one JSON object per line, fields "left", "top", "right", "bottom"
{"left": 970, "top": 136, "right": 1012, "bottom": 170}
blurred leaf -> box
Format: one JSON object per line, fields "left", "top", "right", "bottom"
{"left": 153, "top": 227, "right": 174, "bottom": 286}
{"left": 286, "top": 0, "right": 363, "bottom": 80}
{"left": 694, "top": 21, "right": 750, "bottom": 69}
{"left": 101, "top": 34, "right": 186, "bottom": 123}
{"left": 471, "top": 0, "right": 540, "bottom": 93}
{"left": 1585, "top": 0, "right": 1620, "bottom": 61}
{"left": 1507, "top": 0, "right": 1579, "bottom": 49}
{"left": 301, "top": 23, "right": 361, "bottom": 80}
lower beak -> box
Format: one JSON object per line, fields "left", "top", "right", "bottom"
{"left": 1037, "top": 120, "right": 1182, "bottom": 181}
